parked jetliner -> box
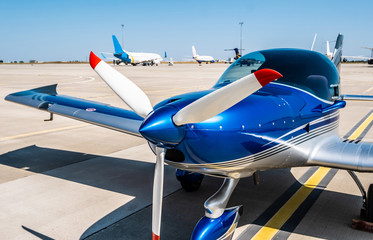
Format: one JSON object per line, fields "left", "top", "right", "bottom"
{"left": 102, "top": 35, "right": 163, "bottom": 66}
{"left": 6, "top": 34, "right": 373, "bottom": 239}
{"left": 192, "top": 46, "right": 215, "bottom": 64}
{"left": 344, "top": 47, "right": 373, "bottom": 64}
{"left": 363, "top": 47, "right": 373, "bottom": 64}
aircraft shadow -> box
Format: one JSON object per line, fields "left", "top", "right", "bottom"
{"left": 21, "top": 226, "right": 54, "bottom": 240}
{"left": 0, "top": 145, "right": 178, "bottom": 239}
{"left": 0, "top": 145, "right": 97, "bottom": 173}
{"left": 0, "top": 145, "right": 169, "bottom": 195}
{"left": 1, "top": 146, "right": 370, "bottom": 240}
{"left": 81, "top": 168, "right": 372, "bottom": 240}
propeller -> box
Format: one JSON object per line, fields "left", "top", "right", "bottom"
{"left": 90, "top": 52, "right": 153, "bottom": 118}
{"left": 89, "top": 52, "right": 282, "bottom": 239}
{"left": 172, "top": 69, "right": 282, "bottom": 126}
{"left": 152, "top": 147, "right": 165, "bottom": 240}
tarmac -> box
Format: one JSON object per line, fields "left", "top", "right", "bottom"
{"left": 0, "top": 62, "right": 373, "bottom": 239}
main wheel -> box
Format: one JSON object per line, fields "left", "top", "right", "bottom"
{"left": 366, "top": 184, "right": 373, "bottom": 222}
{"left": 176, "top": 169, "right": 204, "bottom": 192}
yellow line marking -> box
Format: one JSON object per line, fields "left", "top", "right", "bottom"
{"left": 251, "top": 167, "right": 330, "bottom": 240}
{"left": 0, "top": 124, "right": 87, "bottom": 141}
{"left": 252, "top": 110, "right": 373, "bottom": 239}
{"left": 348, "top": 112, "right": 373, "bottom": 140}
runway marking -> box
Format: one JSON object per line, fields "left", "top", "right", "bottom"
{"left": 59, "top": 76, "right": 96, "bottom": 86}
{"left": 363, "top": 86, "right": 373, "bottom": 94}
{"left": 249, "top": 110, "right": 373, "bottom": 239}
{"left": 347, "top": 111, "right": 373, "bottom": 140}
{"left": 0, "top": 124, "right": 87, "bottom": 141}
{"left": 251, "top": 167, "right": 330, "bottom": 240}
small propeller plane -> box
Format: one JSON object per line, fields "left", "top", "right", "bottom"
{"left": 101, "top": 35, "right": 163, "bottom": 66}
{"left": 6, "top": 33, "right": 373, "bottom": 240}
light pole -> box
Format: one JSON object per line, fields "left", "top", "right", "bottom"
{"left": 239, "top": 22, "right": 244, "bottom": 56}
{"left": 121, "top": 24, "right": 124, "bottom": 47}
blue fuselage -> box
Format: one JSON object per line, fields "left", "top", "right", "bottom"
{"left": 138, "top": 49, "right": 344, "bottom": 177}
{"left": 150, "top": 82, "right": 342, "bottom": 177}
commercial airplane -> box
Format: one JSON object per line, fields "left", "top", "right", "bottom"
{"left": 102, "top": 35, "right": 163, "bottom": 66}
{"left": 335, "top": 44, "right": 373, "bottom": 64}
{"left": 362, "top": 47, "right": 373, "bottom": 64}
{"left": 192, "top": 46, "right": 215, "bottom": 64}
{"left": 311, "top": 35, "right": 332, "bottom": 60}
{"left": 348, "top": 47, "right": 373, "bottom": 64}
{"left": 224, "top": 48, "right": 243, "bottom": 62}
{"left": 6, "top": 34, "right": 373, "bottom": 240}
{"left": 310, "top": 33, "right": 317, "bottom": 51}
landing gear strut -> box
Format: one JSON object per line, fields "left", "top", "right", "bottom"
{"left": 347, "top": 170, "right": 373, "bottom": 222}
{"left": 191, "top": 178, "right": 242, "bottom": 240}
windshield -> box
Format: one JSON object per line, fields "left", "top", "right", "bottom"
{"left": 214, "top": 49, "right": 339, "bottom": 101}
{"left": 215, "top": 52, "right": 265, "bottom": 86}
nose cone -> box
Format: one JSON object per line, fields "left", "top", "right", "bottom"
{"left": 139, "top": 105, "right": 186, "bottom": 146}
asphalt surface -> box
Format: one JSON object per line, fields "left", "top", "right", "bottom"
{"left": 0, "top": 63, "right": 373, "bottom": 239}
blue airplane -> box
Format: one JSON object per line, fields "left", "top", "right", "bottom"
{"left": 6, "top": 34, "right": 373, "bottom": 240}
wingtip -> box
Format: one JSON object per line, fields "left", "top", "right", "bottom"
{"left": 89, "top": 51, "right": 101, "bottom": 69}
{"left": 254, "top": 69, "right": 282, "bottom": 87}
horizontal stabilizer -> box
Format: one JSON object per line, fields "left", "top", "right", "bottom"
{"left": 5, "top": 85, "right": 144, "bottom": 137}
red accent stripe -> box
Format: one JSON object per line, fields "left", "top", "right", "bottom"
{"left": 89, "top": 51, "right": 101, "bottom": 69}
{"left": 254, "top": 69, "right": 282, "bottom": 87}
{"left": 152, "top": 232, "right": 159, "bottom": 240}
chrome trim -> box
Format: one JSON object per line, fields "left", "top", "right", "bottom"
{"left": 167, "top": 113, "right": 339, "bottom": 172}
{"left": 347, "top": 170, "right": 367, "bottom": 202}
{"left": 339, "top": 94, "right": 373, "bottom": 101}
{"left": 204, "top": 178, "right": 240, "bottom": 218}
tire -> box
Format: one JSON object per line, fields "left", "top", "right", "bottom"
{"left": 181, "top": 179, "right": 203, "bottom": 192}
{"left": 176, "top": 169, "right": 204, "bottom": 192}
{"left": 366, "top": 184, "right": 373, "bottom": 222}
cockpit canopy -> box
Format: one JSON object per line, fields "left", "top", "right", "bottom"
{"left": 215, "top": 49, "right": 340, "bottom": 101}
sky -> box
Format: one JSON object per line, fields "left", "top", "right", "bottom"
{"left": 0, "top": 0, "right": 373, "bottom": 62}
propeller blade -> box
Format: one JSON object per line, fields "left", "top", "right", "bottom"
{"left": 173, "top": 69, "right": 282, "bottom": 126}
{"left": 152, "top": 147, "right": 165, "bottom": 240}
{"left": 89, "top": 51, "right": 153, "bottom": 118}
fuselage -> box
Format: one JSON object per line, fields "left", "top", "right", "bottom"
{"left": 147, "top": 49, "right": 342, "bottom": 178}
{"left": 152, "top": 83, "right": 340, "bottom": 178}
{"left": 193, "top": 55, "right": 215, "bottom": 63}
{"left": 114, "top": 51, "right": 163, "bottom": 64}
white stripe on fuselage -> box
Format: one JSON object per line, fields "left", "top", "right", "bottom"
{"left": 165, "top": 111, "right": 339, "bottom": 170}
{"left": 270, "top": 82, "right": 334, "bottom": 105}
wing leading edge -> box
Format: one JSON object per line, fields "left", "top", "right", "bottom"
{"left": 5, "top": 84, "right": 144, "bottom": 137}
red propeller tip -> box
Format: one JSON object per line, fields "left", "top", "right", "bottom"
{"left": 254, "top": 69, "right": 283, "bottom": 87}
{"left": 89, "top": 51, "right": 101, "bottom": 69}
{"left": 152, "top": 233, "right": 160, "bottom": 240}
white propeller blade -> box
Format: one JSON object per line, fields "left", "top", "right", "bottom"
{"left": 172, "top": 69, "right": 282, "bottom": 126}
{"left": 89, "top": 52, "right": 153, "bottom": 118}
{"left": 152, "top": 147, "right": 165, "bottom": 240}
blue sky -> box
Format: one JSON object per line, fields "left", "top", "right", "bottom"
{"left": 0, "top": 0, "right": 372, "bottom": 62}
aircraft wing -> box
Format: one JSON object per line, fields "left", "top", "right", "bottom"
{"left": 101, "top": 52, "right": 117, "bottom": 60}
{"left": 307, "top": 135, "right": 373, "bottom": 172}
{"left": 343, "top": 55, "right": 370, "bottom": 60}
{"left": 5, "top": 84, "right": 144, "bottom": 137}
